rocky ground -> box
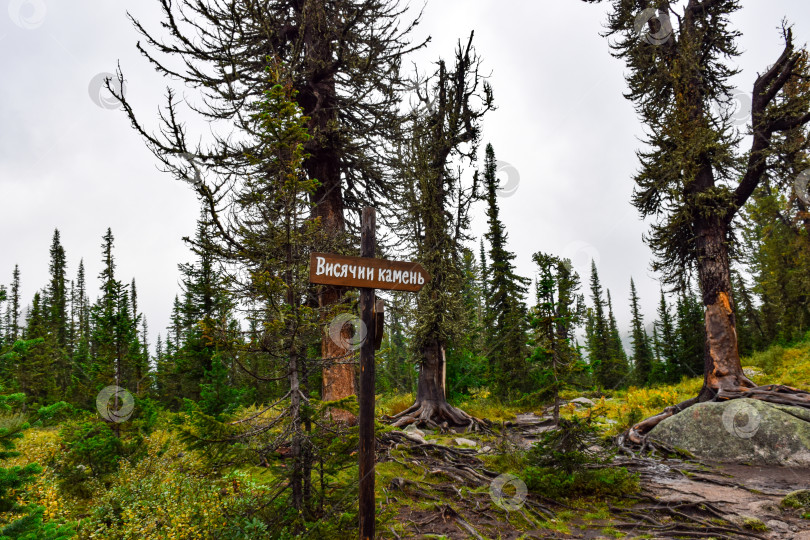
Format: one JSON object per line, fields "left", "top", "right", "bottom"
{"left": 626, "top": 458, "right": 810, "bottom": 540}
{"left": 381, "top": 408, "right": 810, "bottom": 539}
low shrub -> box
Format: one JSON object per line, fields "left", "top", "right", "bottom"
{"left": 524, "top": 465, "right": 638, "bottom": 500}
{"left": 53, "top": 419, "right": 142, "bottom": 498}
{"left": 523, "top": 412, "right": 638, "bottom": 500}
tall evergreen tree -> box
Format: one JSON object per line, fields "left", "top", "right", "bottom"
{"left": 45, "top": 230, "right": 68, "bottom": 349}
{"left": 0, "top": 286, "right": 5, "bottom": 348}
{"left": 162, "top": 210, "right": 237, "bottom": 405}
{"left": 528, "top": 253, "right": 585, "bottom": 423}
{"left": 585, "top": 0, "right": 810, "bottom": 440}
{"left": 45, "top": 230, "right": 71, "bottom": 396}
{"left": 655, "top": 289, "right": 679, "bottom": 382}
{"left": 482, "top": 144, "right": 531, "bottom": 396}
{"left": 114, "top": 0, "right": 427, "bottom": 419}
{"left": 629, "top": 278, "right": 654, "bottom": 386}
{"left": 392, "top": 34, "right": 493, "bottom": 428}
{"left": 8, "top": 265, "right": 20, "bottom": 343}
{"left": 70, "top": 260, "right": 92, "bottom": 401}
{"left": 675, "top": 288, "right": 706, "bottom": 380}
{"left": 446, "top": 248, "right": 488, "bottom": 398}
{"left": 587, "top": 262, "right": 627, "bottom": 388}
{"left": 90, "top": 229, "right": 141, "bottom": 403}
{"left": 730, "top": 271, "right": 764, "bottom": 355}
{"left": 605, "top": 290, "right": 628, "bottom": 368}
{"left": 15, "top": 293, "right": 56, "bottom": 402}
{"left": 377, "top": 292, "right": 415, "bottom": 395}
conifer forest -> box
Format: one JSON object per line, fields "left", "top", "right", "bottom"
{"left": 3, "top": 1, "right": 810, "bottom": 538}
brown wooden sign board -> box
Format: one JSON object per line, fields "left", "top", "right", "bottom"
{"left": 309, "top": 252, "right": 430, "bottom": 292}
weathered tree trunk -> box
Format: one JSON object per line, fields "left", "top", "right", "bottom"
{"left": 298, "top": 6, "right": 356, "bottom": 423}
{"left": 627, "top": 218, "right": 810, "bottom": 443}
{"left": 391, "top": 338, "right": 479, "bottom": 430}
{"left": 319, "top": 286, "right": 357, "bottom": 425}
{"left": 695, "top": 217, "right": 756, "bottom": 400}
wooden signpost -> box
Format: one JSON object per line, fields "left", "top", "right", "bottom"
{"left": 309, "top": 252, "right": 430, "bottom": 292}
{"left": 309, "top": 207, "right": 429, "bottom": 540}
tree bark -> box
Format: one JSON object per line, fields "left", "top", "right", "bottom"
{"left": 694, "top": 217, "right": 756, "bottom": 400}
{"left": 391, "top": 338, "right": 479, "bottom": 430}
{"left": 297, "top": 4, "right": 356, "bottom": 422}
{"left": 319, "top": 286, "right": 357, "bottom": 425}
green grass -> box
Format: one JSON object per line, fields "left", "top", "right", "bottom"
{"left": 7, "top": 336, "right": 810, "bottom": 538}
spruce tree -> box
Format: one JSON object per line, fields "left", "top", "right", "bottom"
{"left": 46, "top": 230, "right": 68, "bottom": 349}
{"left": 0, "top": 286, "right": 5, "bottom": 349}
{"left": 730, "top": 271, "right": 763, "bottom": 356}
{"left": 166, "top": 210, "right": 236, "bottom": 404}
{"left": 675, "top": 288, "right": 706, "bottom": 380}
{"left": 45, "top": 230, "right": 71, "bottom": 396}
{"left": 605, "top": 290, "right": 628, "bottom": 368}
{"left": 482, "top": 144, "right": 531, "bottom": 397}
{"left": 528, "top": 253, "right": 585, "bottom": 423}
{"left": 655, "top": 289, "right": 679, "bottom": 382}
{"left": 69, "top": 260, "right": 92, "bottom": 402}
{"left": 15, "top": 293, "right": 56, "bottom": 402}
{"left": 446, "top": 248, "right": 487, "bottom": 398}
{"left": 629, "top": 278, "right": 653, "bottom": 386}
{"left": 8, "top": 265, "right": 20, "bottom": 343}
{"left": 90, "top": 229, "right": 141, "bottom": 401}
{"left": 377, "top": 293, "right": 415, "bottom": 395}
{"left": 588, "top": 262, "right": 627, "bottom": 388}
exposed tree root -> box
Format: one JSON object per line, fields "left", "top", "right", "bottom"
{"left": 382, "top": 431, "right": 771, "bottom": 539}
{"left": 625, "top": 383, "right": 810, "bottom": 444}
{"left": 387, "top": 398, "right": 490, "bottom": 432}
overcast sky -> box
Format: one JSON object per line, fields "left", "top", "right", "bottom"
{"left": 1, "top": 0, "right": 808, "bottom": 350}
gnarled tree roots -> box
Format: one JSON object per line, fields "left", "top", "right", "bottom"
{"left": 388, "top": 399, "right": 489, "bottom": 432}
{"left": 625, "top": 383, "right": 810, "bottom": 445}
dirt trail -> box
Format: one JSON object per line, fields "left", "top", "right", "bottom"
{"left": 384, "top": 414, "right": 810, "bottom": 539}
{"left": 637, "top": 459, "right": 810, "bottom": 539}
{"left": 509, "top": 411, "right": 810, "bottom": 539}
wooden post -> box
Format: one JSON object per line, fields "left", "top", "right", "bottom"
{"left": 358, "top": 207, "right": 376, "bottom": 539}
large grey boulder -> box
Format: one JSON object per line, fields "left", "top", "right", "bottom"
{"left": 648, "top": 398, "right": 810, "bottom": 466}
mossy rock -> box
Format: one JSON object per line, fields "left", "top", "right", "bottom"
{"left": 782, "top": 489, "right": 810, "bottom": 510}
{"left": 648, "top": 398, "right": 810, "bottom": 466}
{"left": 741, "top": 516, "right": 768, "bottom": 531}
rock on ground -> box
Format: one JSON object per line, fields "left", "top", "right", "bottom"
{"left": 568, "top": 397, "right": 596, "bottom": 407}
{"left": 454, "top": 437, "right": 477, "bottom": 447}
{"left": 649, "top": 398, "right": 810, "bottom": 466}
